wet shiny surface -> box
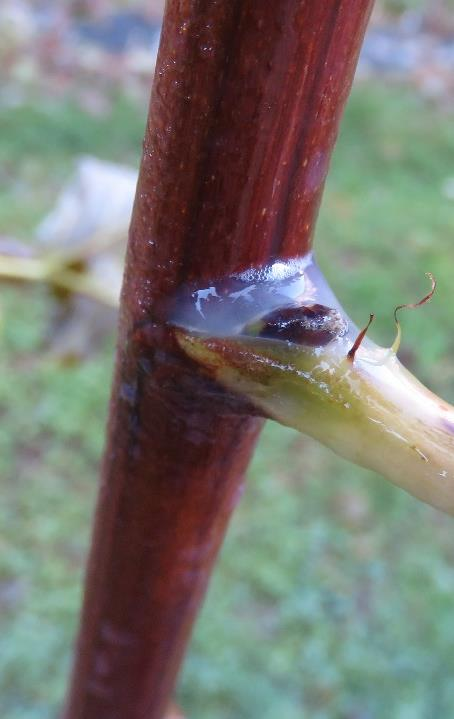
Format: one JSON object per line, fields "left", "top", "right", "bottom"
{"left": 257, "top": 303, "right": 348, "bottom": 346}
{"left": 171, "top": 254, "right": 355, "bottom": 339}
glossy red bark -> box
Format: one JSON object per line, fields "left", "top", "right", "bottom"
{"left": 64, "top": 2, "right": 373, "bottom": 718}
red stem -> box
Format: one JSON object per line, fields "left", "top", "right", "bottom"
{"left": 63, "top": 2, "right": 373, "bottom": 718}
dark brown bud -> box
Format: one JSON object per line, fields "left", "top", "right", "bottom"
{"left": 257, "top": 304, "right": 348, "bottom": 347}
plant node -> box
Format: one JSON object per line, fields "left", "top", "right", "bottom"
{"left": 174, "top": 259, "right": 454, "bottom": 515}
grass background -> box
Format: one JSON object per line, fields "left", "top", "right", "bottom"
{"left": 1, "top": 79, "right": 454, "bottom": 718}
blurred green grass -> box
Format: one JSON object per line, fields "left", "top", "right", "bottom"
{"left": 1, "top": 82, "right": 454, "bottom": 718}
{"left": 0, "top": 97, "right": 145, "bottom": 236}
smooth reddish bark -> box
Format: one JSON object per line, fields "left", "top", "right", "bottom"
{"left": 64, "top": 2, "right": 373, "bottom": 718}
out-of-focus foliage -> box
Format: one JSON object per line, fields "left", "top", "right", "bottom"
{"left": 0, "top": 98, "right": 145, "bottom": 236}
{"left": 1, "top": 79, "right": 454, "bottom": 718}
{"left": 384, "top": 0, "right": 454, "bottom": 13}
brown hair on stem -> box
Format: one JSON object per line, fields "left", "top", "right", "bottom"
{"left": 392, "top": 272, "right": 436, "bottom": 353}
{"left": 347, "top": 313, "right": 375, "bottom": 363}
